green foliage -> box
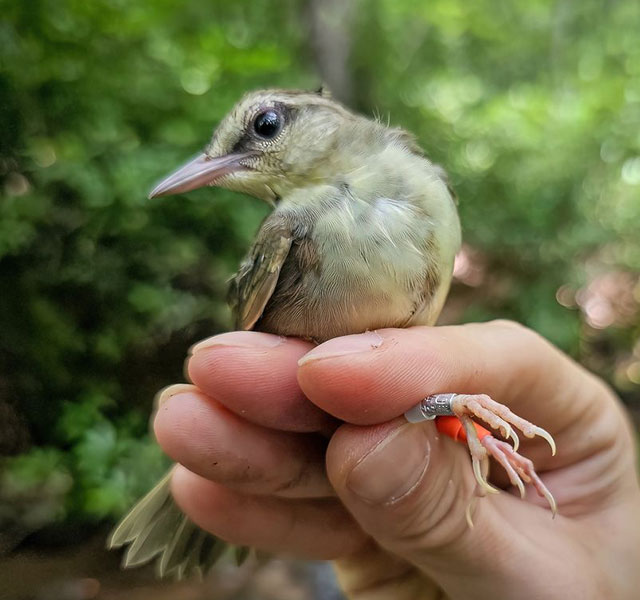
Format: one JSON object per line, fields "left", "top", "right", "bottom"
{"left": 0, "top": 0, "right": 638, "bottom": 531}
{"left": 1, "top": 448, "right": 71, "bottom": 535}
{"left": 1, "top": 0, "right": 310, "bottom": 527}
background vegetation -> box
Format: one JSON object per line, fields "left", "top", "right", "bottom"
{"left": 0, "top": 0, "right": 638, "bottom": 595}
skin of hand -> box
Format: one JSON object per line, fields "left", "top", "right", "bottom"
{"left": 153, "top": 320, "right": 640, "bottom": 600}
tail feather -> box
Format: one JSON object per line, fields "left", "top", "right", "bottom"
{"left": 234, "top": 545, "right": 250, "bottom": 565}
{"left": 108, "top": 471, "right": 173, "bottom": 549}
{"left": 158, "top": 515, "right": 199, "bottom": 577}
{"left": 199, "top": 535, "right": 227, "bottom": 573}
{"left": 125, "top": 495, "right": 183, "bottom": 567}
{"left": 179, "top": 529, "right": 207, "bottom": 578}
{"left": 107, "top": 468, "right": 251, "bottom": 579}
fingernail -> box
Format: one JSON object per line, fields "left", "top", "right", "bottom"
{"left": 347, "top": 424, "right": 430, "bottom": 504}
{"left": 155, "top": 383, "right": 198, "bottom": 408}
{"left": 190, "top": 331, "right": 284, "bottom": 354}
{"left": 298, "top": 331, "right": 384, "bottom": 366}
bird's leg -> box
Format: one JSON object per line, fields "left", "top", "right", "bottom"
{"left": 457, "top": 413, "right": 498, "bottom": 496}
{"left": 404, "top": 393, "right": 557, "bottom": 515}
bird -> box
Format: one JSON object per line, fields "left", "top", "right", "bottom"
{"left": 108, "top": 87, "right": 556, "bottom": 579}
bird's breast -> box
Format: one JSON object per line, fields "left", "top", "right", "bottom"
{"left": 314, "top": 197, "right": 428, "bottom": 291}
{"left": 259, "top": 196, "right": 449, "bottom": 342}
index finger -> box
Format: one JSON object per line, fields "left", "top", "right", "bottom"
{"left": 296, "top": 321, "right": 618, "bottom": 435}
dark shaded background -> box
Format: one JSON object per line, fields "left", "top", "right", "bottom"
{"left": 1, "top": 0, "right": 639, "bottom": 598}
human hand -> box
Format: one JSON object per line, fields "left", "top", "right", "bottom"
{"left": 153, "top": 321, "right": 640, "bottom": 599}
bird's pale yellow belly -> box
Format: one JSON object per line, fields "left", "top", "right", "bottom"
{"left": 258, "top": 199, "right": 451, "bottom": 342}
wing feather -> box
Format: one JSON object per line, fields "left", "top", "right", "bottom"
{"left": 228, "top": 222, "right": 293, "bottom": 331}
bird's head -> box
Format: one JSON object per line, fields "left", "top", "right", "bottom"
{"left": 149, "top": 88, "right": 360, "bottom": 203}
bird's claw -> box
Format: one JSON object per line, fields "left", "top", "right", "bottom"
{"left": 472, "top": 453, "right": 499, "bottom": 495}
{"left": 482, "top": 436, "right": 558, "bottom": 515}
{"left": 451, "top": 393, "right": 556, "bottom": 456}
{"left": 530, "top": 425, "right": 556, "bottom": 456}
{"left": 503, "top": 423, "right": 520, "bottom": 452}
{"left": 451, "top": 394, "right": 557, "bottom": 516}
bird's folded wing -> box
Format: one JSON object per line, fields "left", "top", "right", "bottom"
{"left": 228, "top": 223, "right": 293, "bottom": 331}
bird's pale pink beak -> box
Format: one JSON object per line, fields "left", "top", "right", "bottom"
{"left": 148, "top": 152, "right": 250, "bottom": 199}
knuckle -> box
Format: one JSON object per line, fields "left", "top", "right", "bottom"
{"left": 490, "top": 319, "right": 549, "bottom": 350}
{"left": 371, "top": 461, "right": 471, "bottom": 553}
{"left": 488, "top": 318, "right": 524, "bottom": 331}
{"left": 409, "top": 477, "right": 472, "bottom": 552}
{"left": 271, "top": 462, "right": 309, "bottom": 495}
{"left": 217, "top": 461, "right": 276, "bottom": 489}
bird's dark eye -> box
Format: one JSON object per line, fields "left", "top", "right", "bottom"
{"left": 253, "top": 110, "right": 282, "bottom": 139}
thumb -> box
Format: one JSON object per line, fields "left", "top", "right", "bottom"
{"left": 326, "top": 418, "right": 553, "bottom": 596}
{"left": 327, "top": 418, "right": 477, "bottom": 554}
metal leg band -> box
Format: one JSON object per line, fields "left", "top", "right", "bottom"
{"left": 404, "top": 393, "right": 457, "bottom": 423}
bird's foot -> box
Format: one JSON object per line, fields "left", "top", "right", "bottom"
{"left": 481, "top": 435, "right": 557, "bottom": 515}
{"left": 405, "top": 393, "right": 557, "bottom": 515}
{"left": 451, "top": 394, "right": 557, "bottom": 515}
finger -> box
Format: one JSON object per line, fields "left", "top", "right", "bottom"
{"left": 326, "top": 419, "right": 588, "bottom": 598}
{"left": 154, "top": 385, "right": 332, "bottom": 498}
{"left": 186, "top": 331, "right": 334, "bottom": 433}
{"left": 171, "top": 466, "right": 366, "bottom": 560}
{"left": 333, "top": 543, "right": 442, "bottom": 600}
{"left": 297, "top": 321, "right": 618, "bottom": 439}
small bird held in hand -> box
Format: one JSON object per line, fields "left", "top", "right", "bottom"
{"left": 109, "top": 88, "right": 556, "bottom": 578}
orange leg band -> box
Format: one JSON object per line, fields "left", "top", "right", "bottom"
{"left": 436, "top": 416, "right": 491, "bottom": 442}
